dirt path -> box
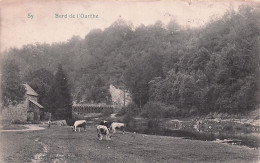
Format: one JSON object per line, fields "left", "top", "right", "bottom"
{"left": 31, "top": 137, "right": 49, "bottom": 163}
{"left": 31, "top": 137, "right": 67, "bottom": 163}
{"left": 0, "top": 124, "right": 45, "bottom": 132}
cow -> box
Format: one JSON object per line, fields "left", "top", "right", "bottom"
{"left": 72, "top": 120, "right": 87, "bottom": 132}
{"left": 99, "top": 120, "right": 111, "bottom": 129}
{"left": 47, "top": 120, "right": 51, "bottom": 128}
{"left": 97, "top": 125, "right": 111, "bottom": 140}
{"left": 110, "top": 122, "right": 125, "bottom": 134}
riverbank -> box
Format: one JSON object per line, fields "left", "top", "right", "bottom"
{"left": 1, "top": 125, "right": 259, "bottom": 162}
{"left": 117, "top": 114, "right": 260, "bottom": 149}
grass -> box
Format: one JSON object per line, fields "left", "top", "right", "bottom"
{"left": 0, "top": 125, "right": 259, "bottom": 162}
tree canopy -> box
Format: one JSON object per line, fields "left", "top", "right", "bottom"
{"left": 2, "top": 5, "right": 259, "bottom": 117}
{"left": 24, "top": 68, "right": 54, "bottom": 111}
{"left": 1, "top": 59, "right": 26, "bottom": 107}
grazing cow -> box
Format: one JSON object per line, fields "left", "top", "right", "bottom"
{"left": 72, "top": 120, "right": 87, "bottom": 132}
{"left": 97, "top": 125, "right": 111, "bottom": 140}
{"left": 99, "top": 120, "right": 110, "bottom": 129}
{"left": 110, "top": 122, "right": 125, "bottom": 134}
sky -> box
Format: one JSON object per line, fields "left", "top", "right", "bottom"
{"left": 0, "top": 0, "right": 258, "bottom": 52}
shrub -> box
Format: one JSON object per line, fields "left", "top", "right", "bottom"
{"left": 125, "top": 103, "right": 140, "bottom": 116}
{"left": 120, "top": 103, "right": 140, "bottom": 130}
{"left": 117, "top": 108, "right": 127, "bottom": 116}
{"left": 31, "top": 121, "right": 40, "bottom": 124}
{"left": 126, "top": 118, "right": 137, "bottom": 132}
{"left": 66, "top": 118, "right": 75, "bottom": 126}
{"left": 123, "top": 113, "right": 133, "bottom": 124}
{"left": 101, "top": 108, "right": 113, "bottom": 118}
{"left": 140, "top": 102, "right": 181, "bottom": 119}
{"left": 147, "top": 118, "right": 160, "bottom": 128}
{"left": 222, "top": 123, "right": 234, "bottom": 132}
{"left": 140, "top": 102, "right": 164, "bottom": 119}
{"left": 11, "top": 119, "right": 25, "bottom": 124}
{"left": 163, "top": 105, "right": 181, "bottom": 118}
{"left": 72, "top": 113, "right": 85, "bottom": 120}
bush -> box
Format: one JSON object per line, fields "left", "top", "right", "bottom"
{"left": 119, "top": 103, "right": 140, "bottom": 130}
{"left": 66, "top": 118, "right": 75, "bottom": 126}
{"left": 72, "top": 113, "right": 85, "bottom": 120}
{"left": 147, "top": 118, "right": 160, "bottom": 128}
{"left": 123, "top": 113, "right": 133, "bottom": 124}
{"left": 140, "top": 102, "right": 181, "bottom": 119}
{"left": 125, "top": 118, "right": 137, "bottom": 132}
{"left": 162, "top": 105, "right": 181, "bottom": 118}
{"left": 11, "top": 119, "right": 26, "bottom": 124}
{"left": 222, "top": 123, "right": 234, "bottom": 132}
{"left": 117, "top": 108, "right": 127, "bottom": 116}
{"left": 119, "top": 103, "right": 139, "bottom": 116}
{"left": 31, "top": 121, "right": 40, "bottom": 124}
{"left": 101, "top": 108, "right": 113, "bottom": 118}
{"left": 140, "top": 102, "right": 163, "bottom": 119}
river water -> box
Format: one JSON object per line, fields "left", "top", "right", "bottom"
{"left": 136, "top": 128, "right": 259, "bottom": 149}
{"left": 129, "top": 119, "right": 260, "bottom": 149}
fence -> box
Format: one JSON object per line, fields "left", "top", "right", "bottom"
{"left": 72, "top": 104, "right": 115, "bottom": 114}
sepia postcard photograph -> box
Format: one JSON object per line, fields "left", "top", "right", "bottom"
{"left": 0, "top": 0, "right": 260, "bottom": 162}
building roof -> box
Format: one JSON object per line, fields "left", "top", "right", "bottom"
{"left": 29, "top": 99, "right": 44, "bottom": 109}
{"left": 23, "top": 83, "right": 38, "bottom": 96}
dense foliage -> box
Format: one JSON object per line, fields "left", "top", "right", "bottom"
{"left": 24, "top": 68, "right": 54, "bottom": 111}
{"left": 149, "top": 7, "right": 260, "bottom": 115}
{"left": 2, "top": 6, "right": 259, "bottom": 117}
{"left": 1, "top": 59, "right": 26, "bottom": 106}
{"left": 49, "top": 65, "right": 72, "bottom": 120}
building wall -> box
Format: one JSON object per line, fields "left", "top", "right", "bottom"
{"left": 1, "top": 101, "right": 28, "bottom": 122}
{"left": 29, "top": 102, "right": 44, "bottom": 121}
{"left": 1, "top": 100, "right": 45, "bottom": 123}
{"left": 1, "top": 89, "right": 47, "bottom": 123}
{"left": 27, "top": 112, "right": 34, "bottom": 121}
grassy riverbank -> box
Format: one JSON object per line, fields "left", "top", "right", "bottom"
{"left": 1, "top": 125, "right": 259, "bottom": 162}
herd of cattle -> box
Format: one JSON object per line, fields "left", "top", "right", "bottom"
{"left": 72, "top": 120, "right": 125, "bottom": 140}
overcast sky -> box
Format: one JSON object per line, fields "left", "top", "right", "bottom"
{"left": 0, "top": 0, "right": 257, "bottom": 52}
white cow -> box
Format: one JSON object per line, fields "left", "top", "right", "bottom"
{"left": 97, "top": 125, "right": 111, "bottom": 140}
{"left": 110, "top": 122, "right": 125, "bottom": 134}
{"left": 72, "top": 120, "right": 87, "bottom": 132}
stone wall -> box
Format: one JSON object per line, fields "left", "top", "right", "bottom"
{"left": 1, "top": 102, "right": 28, "bottom": 123}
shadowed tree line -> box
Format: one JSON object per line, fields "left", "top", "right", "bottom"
{"left": 1, "top": 6, "right": 259, "bottom": 119}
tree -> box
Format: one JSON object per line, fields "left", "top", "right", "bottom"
{"left": 49, "top": 65, "right": 72, "bottom": 120}
{"left": 86, "top": 76, "right": 110, "bottom": 103}
{"left": 24, "top": 68, "right": 54, "bottom": 111}
{"left": 1, "top": 59, "right": 26, "bottom": 107}
{"left": 149, "top": 6, "right": 260, "bottom": 115}
{"left": 124, "top": 52, "right": 163, "bottom": 108}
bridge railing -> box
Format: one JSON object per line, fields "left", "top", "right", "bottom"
{"left": 72, "top": 104, "right": 115, "bottom": 114}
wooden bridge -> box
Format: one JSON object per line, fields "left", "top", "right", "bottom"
{"left": 72, "top": 104, "right": 115, "bottom": 114}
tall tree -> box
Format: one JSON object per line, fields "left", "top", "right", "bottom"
{"left": 49, "top": 65, "right": 72, "bottom": 120}
{"left": 24, "top": 68, "right": 54, "bottom": 111}
{"left": 124, "top": 51, "right": 163, "bottom": 108}
{"left": 1, "top": 59, "right": 26, "bottom": 107}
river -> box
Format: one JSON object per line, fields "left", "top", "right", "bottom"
{"left": 128, "top": 118, "right": 260, "bottom": 149}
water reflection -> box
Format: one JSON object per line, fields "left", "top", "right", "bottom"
{"left": 130, "top": 123, "right": 260, "bottom": 149}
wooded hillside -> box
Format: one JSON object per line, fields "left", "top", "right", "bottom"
{"left": 2, "top": 6, "right": 259, "bottom": 116}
